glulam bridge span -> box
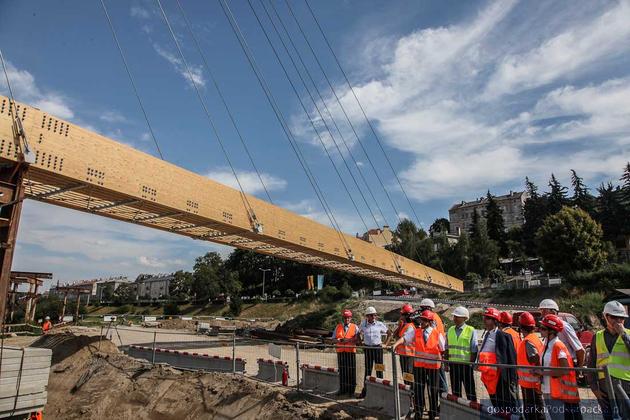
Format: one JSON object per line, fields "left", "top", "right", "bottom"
{"left": 0, "top": 95, "right": 462, "bottom": 292}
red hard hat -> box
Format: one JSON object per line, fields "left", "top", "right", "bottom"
{"left": 401, "top": 304, "right": 414, "bottom": 314}
{"left": 540, "top": 314, "right": 564, "bottom": 332}
{"left": 484, "top": 307, "right": 501, "bottom": 321}
{"left": 342, "top": 309, "right": 353, "bottom": 318}
{"left": 519, "top": 311, "right": 536, "bottom": 327}
{"left": 499, "top": 311, "right": 513, "bottom": 325}
{"left": 419, "top": 310, "right": 434, "bottom": 321}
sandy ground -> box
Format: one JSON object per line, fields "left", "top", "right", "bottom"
{"left": 34, "top": 332, "right": 384, "bottom": 420}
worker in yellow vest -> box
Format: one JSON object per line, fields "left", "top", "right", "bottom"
{"left": 587, "top": 300, "right": 630, "bottom": 420}
{"left": 411, "top": 310, "right": 444, "bottom": 420}
{"left": 539, "top": 314, "right": 582, "bottom": 420}
{"left": 332, "top": 309, "right": 358, "bottom": 396}
{"left": 445, "top": 306, "right": 477, "bottom": 402}
{"left": 499, "top": 311, "right": 521, "bottom": 350}
{"left": 517, "top": 312, "right": 544, "bottom": 420}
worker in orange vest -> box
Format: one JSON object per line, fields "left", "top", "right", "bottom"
{"left": 477, "top": 307, "right": 518, "bottom": 415}
{"left": 390, "top": 304, "right": 416, "bottom": 383}
{"left": 500, "top": 311, "right": 521, "bottom": 350}
{"left": 419, "top": 298, "right": 447, "bottom": 393}
{"left": 517, "top": 312, "right": 545, "bottom": 420}
{"left": 332, "top": 309, "right": 358, "bottom": 396}
{"left": 42, "top": 316, "right": 52, "bottom": 334}
{"left": 29, "top": 412, "right": 42, "bottom": 420}
{"left": 411, "top": 310, "right": 444, "bottom": 420}
{"left": 538, "top": 314, "right": 582, "bottom": 420}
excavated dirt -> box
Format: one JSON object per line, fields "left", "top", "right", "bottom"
{"left": 38, "top": 333, "right": 381, "bottom": 420}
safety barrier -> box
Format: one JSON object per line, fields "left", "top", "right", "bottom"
{"left": 256, "top": 358, "right": 288, "bottom": 383}
{"left": 439, "top": 393, "right": 497, "bottom": 420}
{"left": 359, "top": 376, "right": 412, "bottom": 418}
{"left": 127, "top": 345, "right": 246, "bottom": 373}
{"left": 300, "top": 363, "right": 339, "bottom": 394}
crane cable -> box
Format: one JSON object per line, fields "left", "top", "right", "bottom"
{"left": 155, "top": 0, "right": 261, "bottom": 233}
{"left": 245, "top": 0, "right": 371, "bottom": 236}
{"left": 99, "top": 0, "right": 164, "bottom": 160}
{"left": 218, "top": 0, "right": 354, "bottom": 259}
{"left": 175, "top": 0, "right": 273, "bottom": 204}
{"left": 256, "top": 0, "right": 403, "bottom": 273}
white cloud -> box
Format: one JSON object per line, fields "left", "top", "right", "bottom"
{"left": 153, "top": 43, "right": 205, "bottom": 88}
{"left": 138, "top": 255, "right": 185, "bottom": 268}
{"left": 485, "top": 1, "right": 630, "bottom": 98}
{"left": 100, "top": 110, "right": 128, "bottom": 124}
{"left": 205, "top": 168, "right": 287, "bottom": 195}
{"left": 130, "top": 5, "right": 151, "bottom": 19}
{"left": 0, "top": 62, "right": 74, "bottom": 119}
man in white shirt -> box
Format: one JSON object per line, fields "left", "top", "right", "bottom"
{"left": 538, "top": 299, "right": 585, "bottom": 367}
{"left": 358, "top": 306, "right": 389, "bottom": 398}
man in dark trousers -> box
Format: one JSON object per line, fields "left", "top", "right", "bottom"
{"left": 445, "top": 306, "right": 478, "bottom": 401}
{"left": 477, "top": 307, "right": 518, "bottom": 416}
{"left": 332, "top": 309, "right": 358, "bottom": 396}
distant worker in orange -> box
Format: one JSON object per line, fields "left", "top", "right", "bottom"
{"left": 42, "top": 316, "right": 52, "bottom": 334}
{"left": 332, "top": 309, "right": 358, "bottom": 396}
{"left": 517, "top": 312, "right": 545, "bottom": 420}
{"left": 500, "top": 311, "right": 521, "bottom": 350}
{"left": 390, "top": 304, "right": 416, "bottom": 381}
{"left": 538, "top": 314, "right": 582, "bottom": 420}
{"left": 419, "top": 298, "right": 447, "bottom": 393}
{"left": 477, "top": 308, "right": 518, "bottom": 414}
{"left": 411, "top": 310, "right": 444, "bottom": 420}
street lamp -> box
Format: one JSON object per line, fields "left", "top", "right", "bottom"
{"left": 259, "top": 268, "right": 271, "bottom": 300}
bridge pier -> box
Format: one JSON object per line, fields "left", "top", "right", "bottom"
{"left": 0, "top": 161, "right": 27, "bottom": 325}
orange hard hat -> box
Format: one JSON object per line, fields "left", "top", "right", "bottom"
{"left": 419, "top": 310, "right": 434, "bottom": 321}
{"left": 499, "top": 311, "right": 513, "bottom": 325}
{"left": 484, "top": 307, "right": 501, "bottom": 321}
{"left": 342, "top": 309, "right": 353, "bottom": 318}
{"left": 519, "top": 311, "right": 536, "bottom": 327}
{"left": 401, "top": 304, "right": 414, "bottom": 314}
{"left": 540, "top": 314, "right": 564, "bottom": 332}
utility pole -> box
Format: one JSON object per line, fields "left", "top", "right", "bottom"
{"left": 259, "top": 268, "right": 270, "bottom": 300}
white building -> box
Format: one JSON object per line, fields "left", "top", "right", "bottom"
{"left": 449, "top": 191, "right": 529, "bottom": 235}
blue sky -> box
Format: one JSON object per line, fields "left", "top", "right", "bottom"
{"left": 1, "top": 0, "right": 629, "bottom": 287}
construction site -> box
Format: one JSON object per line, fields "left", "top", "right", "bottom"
{"left": 1, "top": 0, "right": 630, "bottom": 419}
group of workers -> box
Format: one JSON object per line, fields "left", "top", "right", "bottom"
{"left": 331, "top": 298, "right": 629, "bottom": 420}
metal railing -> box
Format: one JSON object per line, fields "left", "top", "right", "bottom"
{"left": 100, "top": 325, "right": 619, "bottom": 419}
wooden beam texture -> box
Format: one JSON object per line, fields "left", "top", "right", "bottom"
{"left": 0, "top": 95, "right": 463, "bottom": 291}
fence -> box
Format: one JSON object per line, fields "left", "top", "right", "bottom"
{"left": 103, "top": 325, "right": 623, "bottom": 419}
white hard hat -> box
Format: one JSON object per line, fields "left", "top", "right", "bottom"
{"left": 538, "top": 299, "right": 559, "bottom": 311}
{"left": 365, "top": 306, "right": 377, "bottom": 315}
{"left": 452, "top": 306, "right": 469, "bottom": 320}
{"left": 603, "top": 301, "right": 628, "bottom": 318}
{"left": 420, "top": 298, "right": 435, "bottom": 309}
{"left": 45, "top": 316, "right": 50, "bottom": 320}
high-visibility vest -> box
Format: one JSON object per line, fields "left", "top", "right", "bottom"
{"left": 413, "top": 328, "right": 442, "bottom": 369}
{"left": 42, "top": 321, "right": 52, "bottom": 332}
{"left": 334, "top": 323, "right": 357, "bottom": 353}
{"left": 548, "top": 340, "right": 580, "bottom": 403}
{"left": 517, "top": 333, "right": 543, "bottom": 390}
{"left": 396, "top": 323, "right": 416, "bottom": 356}
{"left": 595, "top": 329, "right": 630, "bottom": 381}
{"left": 433, "top": 313, "right": 445, "bottom": 336}
{"left": 29, "top": 412, "right": 42, "bottom": 420}
{"left": 447, "top": 325, "right": 474, "bottom": 362}
{"left": 478, "top": 351, "right": 499, "bottom": 395}
{"left": 504, "top": 327, "right": 521, "bottom": 351}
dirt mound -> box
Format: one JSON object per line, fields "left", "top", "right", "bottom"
{"left": 43, "top": 333, "right": 380, "bottom": 420}
{"left": 159, "top": 318, "right": 198, "bottom": 331}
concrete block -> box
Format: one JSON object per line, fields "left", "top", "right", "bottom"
{"left": 127, "top": 345, "right": 246, "bottom": 373}
{"left": 440, "top": 394, "right": 496, "bottom": 420}
{"left": 300, "top": 363, "right": 338, "bottom": 394}
{"left": 256, "top": 358, "right": 288, "bottom": 383}
{"left": 359, "top": 376, "right": 412, "bottom": 418}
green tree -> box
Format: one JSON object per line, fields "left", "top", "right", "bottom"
{"left": 546, "top": 174, "right": 569, "bottom": 214}
{"left": 595, "top": 182, "right": 625, "bottom": 243}
{"left": 620, "top": 163, "right": 630, "bottom": 235}
{"left": 485, "top": 191, "right": 507, "bottom": 257}
{"left": 169, "top": 270, "right": 193, "bottom": 301}
{"left": 429, "top": 218, "right": 450, "bottom": 235}
{"left": 536, "top": 207, "right": 608, "bottom": 276}
{"left": 469, "top": 218, "right": 499, "bottom": 278}
{"left": 192, "top": 252, "right": 224, "bottom": 302}
{"left": 570, "top": 169, "right": 595, "bottom": 215}
{"left": 113, "top": 283, "right": 136, "bottom": 305}
{"left": 388, "top": 219, "right": 426, "bottom": 261}
{"left": 100, "top": 284, "right": 114, "bottom": 303}
{"left": 523, "top": 177, "right": 549, "bottom": 255}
